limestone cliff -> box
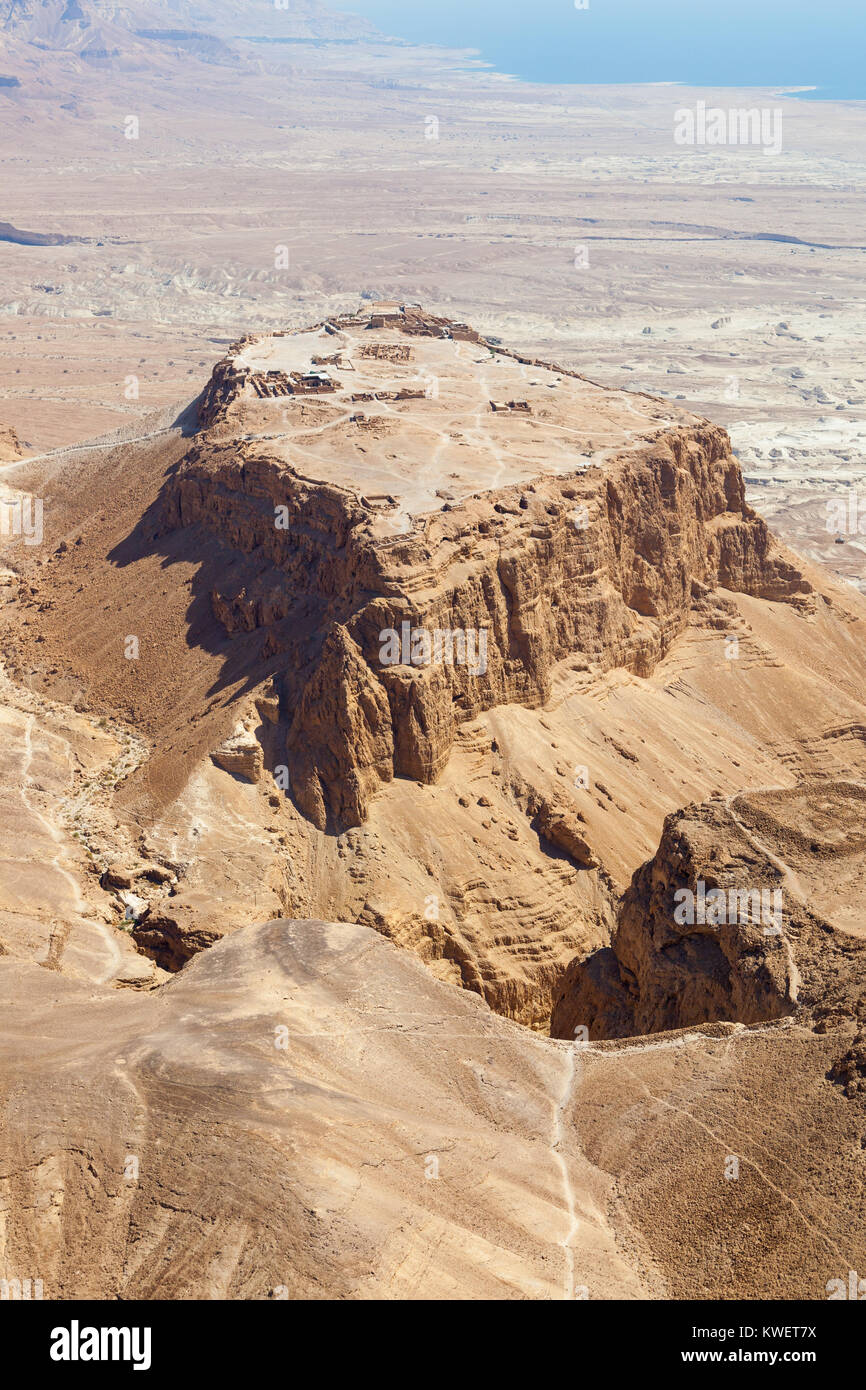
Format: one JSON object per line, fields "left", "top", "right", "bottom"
{"left": 6, "top": 312, "right": 866, "bottom": 1046}
{"left": 158, "top": 363, "right": 810, "bottom": 831}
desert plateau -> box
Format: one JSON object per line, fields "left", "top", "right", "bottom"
{"left": 0, "top": 0, "right": 864, "bottom": 1333}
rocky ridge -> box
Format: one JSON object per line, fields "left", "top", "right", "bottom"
{"left": 553, "top": 781, "right": 866, "bottom": 1044}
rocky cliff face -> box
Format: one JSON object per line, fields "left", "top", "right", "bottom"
{"left": 0, "top": 421, "right": 26, "bottom": 462}
{"left": 552, "top": 782, "right": 866, "bottom": 1043}
{"left": 12, "top": 309, "right": 860, "bottom": 1037}
{"left": 157, "top": 379, "right": 809, "bottom": 831}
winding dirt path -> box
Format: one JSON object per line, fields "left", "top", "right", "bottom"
{"left": 0, "top": 664, "right": 150, "bottom": 985}
{"left": 20, "top": 713, "right": 124, "bottom": 984}
{"left": 550, "top": 1042, "right": 582, "bottom": 1299}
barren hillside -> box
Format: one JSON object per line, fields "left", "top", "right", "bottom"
{"left": 0, "top": 308, "right": 864, "bottom": 1299}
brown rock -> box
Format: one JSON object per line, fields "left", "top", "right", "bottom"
{"left": 159, "top": 338, "right": 811, "bottom": 833}
{"left": 533, "top": 799, "right": 598, "bottom": 869}
{"left": 132, "top": 897, "right": 225, "bottom": 971}
{"left": 210, "top": 727, "right": 264, "bottom": 783}
{"left": 286, "top": 624, "right": 393, "bottom": 830}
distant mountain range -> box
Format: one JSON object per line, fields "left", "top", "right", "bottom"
{"left": 0, "top": 0, "right": 375, "bottom": 62}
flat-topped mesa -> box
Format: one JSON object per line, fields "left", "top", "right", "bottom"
{"left": 162, "top": 309, "right": 811, "bottom": 831}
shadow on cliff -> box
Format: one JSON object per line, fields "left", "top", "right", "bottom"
{"left": 100, "top": 432, "right": 375, "bottom": 830}
{"left": 106, "top": 473, "right": 300, "bottom": 708}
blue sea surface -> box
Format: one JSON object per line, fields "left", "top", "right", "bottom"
{"left": 334, "top": 0, "right": 866, "bottom": 97}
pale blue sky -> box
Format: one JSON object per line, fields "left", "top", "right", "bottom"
{"left": 334, "top": 0, "right": 865, "bottom": 96}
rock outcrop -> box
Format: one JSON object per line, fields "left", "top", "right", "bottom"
{"left": 132, "top": 893, "right": 227, "bottom": 971}
{"left": 0, "top": 421, "right": 26, "bottom": 462}
{"left": 552, "top": 782, "right": 866, "bottom": 1042}
{"left": 156, "top": 312, "right": 811, "bottom": 832}
{"left": 210, "top": 722, "right": 264, "bottom": 783}
{"left": 531, "top": 794, "right": 598, "bottom": 869}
